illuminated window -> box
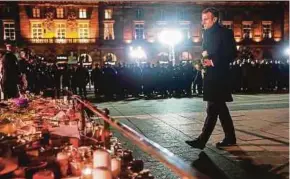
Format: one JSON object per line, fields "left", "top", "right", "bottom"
{"left": 79, "top": 8, "right": 87, "bottom": 18}
{"left": 262, "top": 21, "right": 272, "bottom": 38}
{"left": 104, "top": 23, "right": 114, "bottom": 40}
{"left": 56, "top": 23, "right": 66, "bottom": 38}
{"left": 79, "top": 23, "right": 89, "bottom": 38}
{"left": 3, "top": 21, "right": 15, "bottom": 40}
{"left": 32, "top": 8, "right": 40, "bottom": 18}
{"left": 56, "top": 8, "right": 64, "bottom": 18}
{"left": 135, "top": 23, "right": 144, "bottom": 40}
{"left": 105, "top": 9, "right": 113, "bottom": 19}
{"left": 222, "top": 21, "right": 233, "bottom": 29}
{"left": 31, "top": 23, "right": 43, "bottom": 38}
{"left": 242, "top": 21, "right": 252, "bottom": 39}
{"left": 136, "top": 8, "right": 143, "bottom": 19}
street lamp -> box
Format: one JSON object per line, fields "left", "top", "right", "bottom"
{"left": 158, "top": 29, "right": 183, "bottom": 66}
{"left": 129, "top": 46, "right": 146, "bottom": 65}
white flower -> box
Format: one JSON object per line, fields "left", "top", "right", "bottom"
{"left": 202, "top": 51, "right": 208, "bottom": 58}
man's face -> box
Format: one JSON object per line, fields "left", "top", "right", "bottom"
{"left": 202, "top": 12, "right": 216, "bottom": 30}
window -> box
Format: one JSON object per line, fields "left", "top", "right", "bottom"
{"left": 31, "top": 23, "right": 43, "bottom": 38}
{"left": 104, "top": 22, "right": 114, "bottom": 40}
{"left": 135, "top": 23, "right": 144, "bottom": 39}
{"left": 242, "top": 22, "right": 252, "bottom": 39}
{"left": 262, "top": 21, "right": 272, "bottom": 38}
{"left": 105, "top": 9, "right": 113, "bottom": 19}
{"left": 32, "top": 8, "right": 40, "bottom": 18}
{"left": 79, "top": 23, "right": 89, "bottom": 38}
{"left": 56, "top": 8, "right": 64, "bottom": 18}
{"left": 160, "top": 9, "right": 165, "bottom": 21}
{"left": 79, "top": 8, "right": 87, "bottom": 18}
{"left": 136, "top": 8, "right": 143, "bottom": 19}
{"left": 56, "top": 23, "right": 66, "bottom": 38}
{"left": 178, "top": 9, "right": 186, "bottom": 20}
{"left": 3, "top": 21, "right": 15, "bottom": 40}
{"left": 181, "top": 28, "right": 190, "bottom": 39}
{"left": 5, "top": 6, "right": 11, "bottom": 13}
{"left": 222, "top": 21, "right": 233, "bottom": 29}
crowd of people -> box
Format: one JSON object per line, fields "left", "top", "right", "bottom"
{"left": 0, "top": 42, "right": 289, "bottom": 101}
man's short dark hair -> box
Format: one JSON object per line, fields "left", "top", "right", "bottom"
{"left": 202, "top": 7, "right": 220, "bottom": 20}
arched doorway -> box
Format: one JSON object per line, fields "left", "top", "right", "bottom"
{"left": 179, "top": 51, "right": 193, "bottom": 61}
{"left": 157, "top": 52, "right": 169, "bottom": 64}
{"left": 103, "top": 53, "right": 117, "bottom": 65}
{"left": 78, "top": 53, "right": 93, "bottom": 69}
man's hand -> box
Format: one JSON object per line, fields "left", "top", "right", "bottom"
{"left": 203, "top": 59, "right": 214, "bottom": 67}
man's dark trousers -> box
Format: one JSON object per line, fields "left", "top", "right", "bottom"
{"left": 199, "top": 101, "right": 236, "bottom": 144}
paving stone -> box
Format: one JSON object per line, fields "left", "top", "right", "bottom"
{"left": 95, "top": 94, "right": 289, "bottom": 178}
{"left": 236, "top": 145, "right": 265, "bottom": 152}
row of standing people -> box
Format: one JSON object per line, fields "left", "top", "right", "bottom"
{"left": 1, "top": 43, "right": 288, "bottom": 100}
{"left": 230, "top": 59, "right": 289, "bottom": 93}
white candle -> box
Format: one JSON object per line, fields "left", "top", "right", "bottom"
{"left": 64, "top": 96, "right": 68, "bottom": 104}
{"left": 92, "top": 167, "right": 112, "bottom": 179}
{"left": 93, "top": 149, "right": 111, "bottom": 169}
{"left": 111, "top": 157, "right": 121, "bottom": 178}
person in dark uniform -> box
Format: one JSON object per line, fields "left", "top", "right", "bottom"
{"left": 91, "top": 63, "right": 103, "bottom": 98}
{"left": 1, "top": 39, "right": 20, "bottom": 99}
{"left": 185, "top": 7, "right": 237, "bottom": 149}
{"left": 75, "top": 62, "right": 90, "bottom": 98}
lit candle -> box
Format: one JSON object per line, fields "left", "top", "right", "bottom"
{"left": 93, "top": 149, "right": 111, "bottom": 169}
{"left": 111, "top": 157, "right": 121, "bottom": 178}
{"left": 92, "top": 167, "right": 112, "bottom": 179}
{"left": 81, "top": 167, "right": 93, "bottom": 179}
{"left": 56, "top": 152, "right": 69, "bottom": 177}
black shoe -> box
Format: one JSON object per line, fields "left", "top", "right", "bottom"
{"left": 216, "top": 139, "right": 236, "bottom": 148}
{"left": 185, "top": 139, "right": 205, "bottom": 149}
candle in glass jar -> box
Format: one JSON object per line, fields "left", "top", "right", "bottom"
{"left": 56, "top": 152, "right": 69, "bottom": 177}
{"left": 93, "top": 149, "right": 111, "bottom": 169}
{"left": 111, "top": 157, "right": 121, "bottom": 178}
{"left": 92, "top": 167, "right": 112, "bottom": 179}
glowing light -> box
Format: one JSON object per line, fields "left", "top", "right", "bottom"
{"left": 285, "top": 48, "right": 290, "bottom": 56}
{"left": 158, "top": 29, "right": 183, "bottom": 46}
{"left": 274, "top": 38, "right": 281, "bottom": 42}
{"left": 82, "top": 167, "right": 92, "bottom": 176}
{"left": 253, "top": 37, "right": 262, "bottom": 42}
{"left": 124, "top": 40, "right": 132, "bottom": 44}
{"left": 193, "top": 37, "right": 200, "bottom": 43}
{"left": 130, "top": 46, "right": 146, "bottom": 59}
{"left": 235, "top": 37, "right": 241, "bottom": 42}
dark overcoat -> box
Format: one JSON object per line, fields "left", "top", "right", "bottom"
{"left": 1, "top": 51, "right": 20, "bottom": 98}
{"left": 202, "top": 23, "right": 237, "bottom": 102}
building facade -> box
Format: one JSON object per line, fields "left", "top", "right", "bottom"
{"left": 0, "top": 1, "right": 289, "bottom": 65}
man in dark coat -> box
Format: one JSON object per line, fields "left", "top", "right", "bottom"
{"left": 1, "top": 40, "right": 20, "bottom": 99}
{"left": 186, "top": 7, "right": 237, "bottom": 149}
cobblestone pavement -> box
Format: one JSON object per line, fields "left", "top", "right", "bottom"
{"left": 93, "top": 93, "right": 289, "bottom": 179}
